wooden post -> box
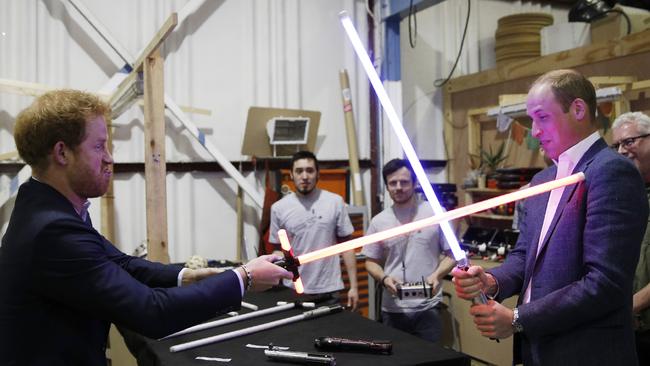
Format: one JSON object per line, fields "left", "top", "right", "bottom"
{"left": 236, "top": 185, "right": 244, "bottom": 262}
{"left": 100, "top": 121, "right": 116, "bottom": 244}
{"left": 143, "top": 48, "right": 169, "bottom": 264}
{"left": 339, "top": 69, "right": 365, "bottom": 206}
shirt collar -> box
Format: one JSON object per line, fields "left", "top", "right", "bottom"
{"left": 553, "top": 131, "right": 600, "bottom": 175}
{"left": 79, "top": 200, "right": 91, "bottom": 222}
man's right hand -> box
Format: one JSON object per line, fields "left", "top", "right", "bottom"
{"left": 451, "top": 265, "right": 491, "bottom": 301}
{"left": 238, "top": 255, "right": 293, "bottom": 292}
{"left": 382, "top": 275, "right": 398, "bottom": 296}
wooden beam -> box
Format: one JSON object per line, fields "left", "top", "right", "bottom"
{"left": 0, "top": 78, "right": 55, "bottom": 96}
{"left": 447, "top": 29, "right": 650, "bottom": 93}
{"left": 236, "top": 186, "right": 244, "bottom": 262}
{"left": 339, "top": 69, "right": 365, "bottom": 206}
{"left": 109, "top": 13, "right": 178, "bottom": 118}
{"left": 624, "top": 79, "right": 650, "bottom": 100}
{"left": 0, "top": 151, "right": 19, "bottom": 161}
{"left": 0, "top": 77, "right": 210, "bottom": 116}
{"left": 588, "top": 76, "right": 637, "bottom": 89}
{"left": 466, "top": 107, "right": 495, "bottom": 161}
{"left": 143, "top": 48, "right": 169, "bottom": 264}
{"left": 109, "top": 71, "right": 139, "bottom": 118}
{"left": 101, "top": 124, "right": 116, "bottom": 244}
{"left": 133, "top": 13, "right": 178, "bottom": 72}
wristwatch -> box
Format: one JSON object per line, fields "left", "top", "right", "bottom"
{"left": 512, "top": 307, "right": 524, "bottom": 333}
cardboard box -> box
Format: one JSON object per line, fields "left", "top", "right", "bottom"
{"left": 590, "top": 4, "right": 650, "bottom": 43}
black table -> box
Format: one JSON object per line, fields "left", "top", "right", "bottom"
{"left": 121, "top": 287, "right": 470, "bottom": 366}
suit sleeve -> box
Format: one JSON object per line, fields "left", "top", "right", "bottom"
{"left": 31, "top": 220, "right": 242, "bottom": 339}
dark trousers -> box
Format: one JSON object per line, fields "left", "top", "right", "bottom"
{"left": 636, "top": 329, "right": 650, "bottom": 365}
{"left": 382, "top": 307, "right": 441, "bottom": 343}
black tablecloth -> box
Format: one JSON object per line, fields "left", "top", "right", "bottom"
{"left": 120, "top": 287, "right": 470, "bottom": 366}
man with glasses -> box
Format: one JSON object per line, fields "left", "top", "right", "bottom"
{"left": 612, "top": 111, "right": 650, "bottom": 365}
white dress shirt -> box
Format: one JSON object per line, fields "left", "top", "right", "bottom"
{"left": 523, "top": 131, "right": 600, "bottom": 303}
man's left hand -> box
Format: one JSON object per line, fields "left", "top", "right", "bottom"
{"left": 426, "top": 273, "right": 442, "bottom": 294}
{"left": 347, "top": 287, "right": 359, "bottom": 311}
{"left": 469, "top": 300, "right": 515, "bottom": 339}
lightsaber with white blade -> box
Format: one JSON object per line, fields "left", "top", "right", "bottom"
{"left": 160, "top": 302, "right": 304, "bottom": 340}
{"left": 338, "top": 10, "right": 464, "bottom": 263}
{"left": 338, "top": 10, "right": 490, "bottom": 307}
{"left": 170, "top": 305, "right": 343, "bottom": 353}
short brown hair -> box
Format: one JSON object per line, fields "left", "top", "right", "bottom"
{"left": 531, "top": 69, "right": 597, "bottom": 123}
{"left": 14, "top": 89, "right": 111, "bottom": 170}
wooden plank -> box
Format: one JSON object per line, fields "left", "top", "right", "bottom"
{"left": 0, "top": 77, "right": 210, "bottom": 117}
{"left": 144, "top": 48, "right": 169, "bottom": 264}
{"left": 498, "top": 94, "right": 526, "bottom": 106}
{"left": 236, "top": 186, "right": 243, "bottom": 262}
{"left": 339, "top": 69, "right": 365, "bottom": 206}
{"left": 467, "top": 114, "right": 481, "bottom": 161}
{"left": 109, "top": 13, "right": 178, "bottom": 118}
{"left": 100, "top": 122, "right": 116, "bottom": 244}
{"left": 133, "top": 13, "right": 178, "bottom": 72}
{"left": 447, "top": 29, "right": 650, "bottom": 93}
{"left": 624, "top": 79, "right": 650, "bottom": 100}
{"left": 0, "top": 151, "right": 19, "bottom": 161}
{"left": 108, "top": 71, "right": 139, "bottom": 118}
{"left": 588, "top": 76, "right": 636, "bottom": 88}
{"left": 0, "top": 78, "right": 55, "bottom": 96}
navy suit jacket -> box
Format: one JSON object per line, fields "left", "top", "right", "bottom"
{"left": 490, "top": 138, "right": 648, "bottom": 366}
{"left": 0, "top": 179, "right": 242, "bottom": 365}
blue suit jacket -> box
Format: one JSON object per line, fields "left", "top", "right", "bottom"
{"left": 490, "top": 139, "right": 648, "bottom": 366}
{"left": 0, "top": 179, "right": 242, "bottom": 365}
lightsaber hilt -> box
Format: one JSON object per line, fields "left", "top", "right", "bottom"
{"left": 274, "top": 248, "right": 301, "bottom": 282}
{"left": 277, "top": 229, "right": 305, "bottom": 293}
{"left": 457, "top": 256, "right": 499, "bottom": 342}
{"left": 264, "top": 349, "right": 336, "bottom": 365}
{"left": 456, "top": 256, "right": 489, "bottom": 305}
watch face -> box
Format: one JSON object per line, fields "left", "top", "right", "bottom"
{"left": 512, "top": 308, "right": 524, "bottom": 333}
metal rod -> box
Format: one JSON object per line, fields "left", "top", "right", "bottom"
{"left": 170, "top": 305, "right": 342, "bottom": 353}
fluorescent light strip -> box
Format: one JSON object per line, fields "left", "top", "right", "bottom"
{"left": 339, "top": 11, "right": 465, "bottom": 261}
{"left": 297, "top": 173, "right": 584, "bottom": 264}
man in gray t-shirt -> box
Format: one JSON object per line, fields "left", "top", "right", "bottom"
{"left": 269, "top": 151, "right": 358, "bottom": 310}
{"left": 362, "top": 159, "right": 455, "bottom": 342}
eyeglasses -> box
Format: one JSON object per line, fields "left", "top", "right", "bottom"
{"left": 611, "top": 133, "right": 650, "bottom": 150}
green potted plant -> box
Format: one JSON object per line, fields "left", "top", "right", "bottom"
{"left": 480, "top": 142, "right": 507, "bottom": 188}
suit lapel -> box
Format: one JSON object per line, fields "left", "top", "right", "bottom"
{"left": 532, "top": 138, "right": 606, "bottom": 266}
{"left": 523, "top": 167, "right": 555, "bottom": 285}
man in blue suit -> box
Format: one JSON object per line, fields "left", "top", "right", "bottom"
{"left": 0, "top": 89, "right": 292, "bottom": 365}
{"left": 452, "top": 69, "right": 648, "bottom": 365}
